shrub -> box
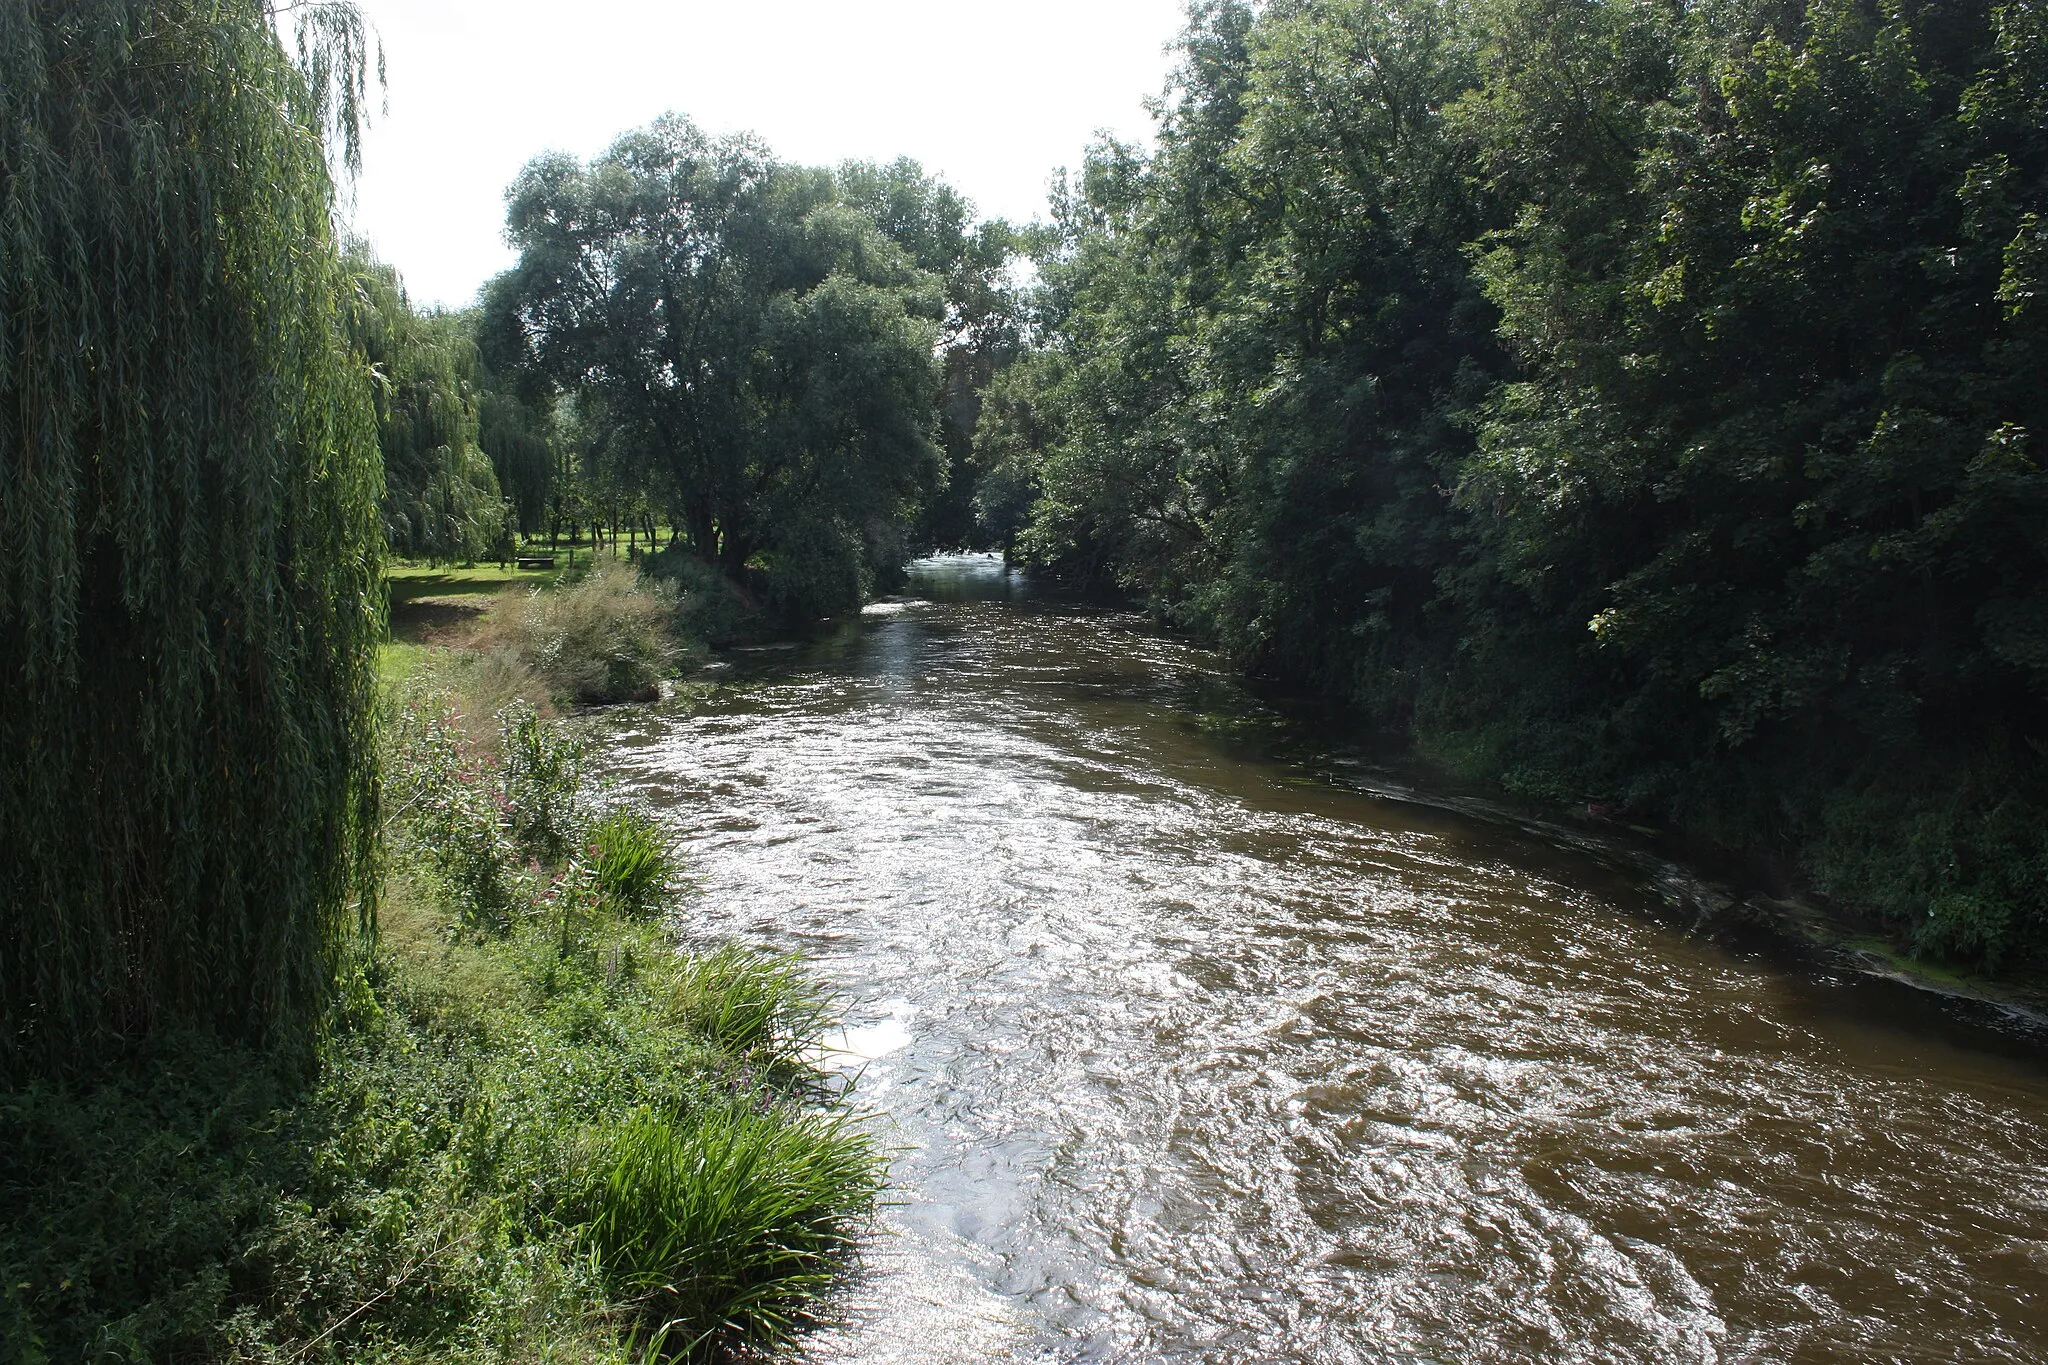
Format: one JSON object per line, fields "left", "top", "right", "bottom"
{"left": 589, "top": 808, "right": 680, "bottom": 919}
{"left": 385, "top": 699, "right": 523, "bottom": 931}
{"left": 491, "top": 567, "right": 681, "bottom": 704}
{"left": 642, "top": 550, "right": 762, "bottom": 648}
{"left": 578, "top": 1103, "right": 881, "bottom": 1362}
{"left": 501, "top": 700, "right": 589, "bottom": 862}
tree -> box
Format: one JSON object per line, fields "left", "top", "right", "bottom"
{"left": 347, "top": 248, "right": 506, "bottom": 563}
{"left": 1001, "top": 0, "right": 2048, "bottom": 967}
{"left": 0, "top": 0, "right": 384, "bottom": 1073}
{"left": 837, "top": 158, "right": 1028, "bottom": 549}
{"left": 484, "top": 116, "right": 944, "bottom": 618}
{"left": 477, "top": 369, "right": 557, "bottom": 536}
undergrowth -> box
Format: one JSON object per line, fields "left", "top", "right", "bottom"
{"left": 483, "top": 566, "right": 685, "bottom": 705}
{"left": 0, "top": 674, "right": 877, "bottom": 1363}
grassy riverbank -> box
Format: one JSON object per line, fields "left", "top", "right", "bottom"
{"left": 0, "top": 570, "right": 878, "bottom": 1364}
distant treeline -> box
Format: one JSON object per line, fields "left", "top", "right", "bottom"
{"left": 363, "top": 137, "right": 1021, "bottom": 626}
{"left": 977, "top": 0, "right": 2048, "bottom": 968}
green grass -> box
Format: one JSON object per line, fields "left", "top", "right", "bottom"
{"left": 0, "top": 880, "right": 879, "bottom": 1365}
{"left": 377, "top": 640, "right": 428, "bottom": 690}
{"left": 387, "top": 563, "right": 559, "bottom": 602}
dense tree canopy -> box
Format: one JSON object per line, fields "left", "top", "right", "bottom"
{"left": 997, "top": 0, "right": 2048, "bottom": 966}
{"left": 0, "top": 0, "right": 384, "bottom": 1073}
{"left": 837, "top": 157, "right": 1027, "bottom": 549}
{"left": 483, "top": 117, "right": 949, "bottom": 618}
{"left": 346, "top": 248, "right": 506, "bottom": 563}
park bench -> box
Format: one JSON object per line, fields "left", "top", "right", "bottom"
{"left": 515, "top": 554, "right": 555, "bottom": 570}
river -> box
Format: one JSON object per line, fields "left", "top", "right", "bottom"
{"left": 596, "top": 554, "right": 2048, "bottom": 1363}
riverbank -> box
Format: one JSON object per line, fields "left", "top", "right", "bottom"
{"left": 1300, "top": 744, "right": 2048, "bottom": 1030}
{"left": 1029, "top": 560, "right": 2048, "bottom": 1021}
{"left": 0, "top": 567, "right": 878, "bottom": 1364}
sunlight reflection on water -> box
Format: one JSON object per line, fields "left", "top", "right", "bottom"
{"left": 594, "top": 555, "right": 2048, "bottom": 1364}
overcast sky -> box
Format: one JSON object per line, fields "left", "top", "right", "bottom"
{"left": 341, "top": 0, "right": 1189, "bottom": 310}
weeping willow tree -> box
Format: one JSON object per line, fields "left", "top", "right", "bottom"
{"left": 0, "top": 1, "right": 384, "bottom": 1075}
{"left": 347, "top": 248, "right": 507, "bottom": 563}
{"left": 478, "top": 378, "right": 558, "bottom": 534}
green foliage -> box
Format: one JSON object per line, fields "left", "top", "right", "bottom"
{"left": 0, "top": 896, "right": 878, "bottom": 1364}
{"left": 499, "top": 699, "right": 589, "bottom": 861}
{"left": 642, "top": 549, "right": 766, "bottom": 647}
{"left": 0, "top": 0, "right": 385, "bottom": 1074}
{"left": 588, "top": 808, "right": 680, "bottom": 920}
{"left": 0, "top": 695, "right": 875, "bottom": 1361}
{"left": 1002, "top": 0, "right": 2048, "bottom": 968}
{"left": 836, "top": 157, "right": 1028, "bottom": 551}
{"left": 484, "top": 116, "right": 949, "bottom": 622}
{"left": 348, "top": 247, "right": 509, "bottom": 564}
{"left": 385, "top": 697, "right": 524, "bottom": 930}
{"left": 476, "top": 373, "right": 558, "bottom": 536}
{"left": 488, "top": 566, "right": 683, "bottom": 704}
{"left": 575, "top": 1103, "right": 879, "bottom": 1362}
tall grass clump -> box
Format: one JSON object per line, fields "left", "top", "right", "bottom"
{"left": 0, "top": 1, "right": 384, "bottom": 1075}
{"left": 664, "top": 945, "right": 840, "bottom": 1089}
{"left": 579, "top": 1104, "right": 882, "bottom": 1362}
{"left": 590, "top": 807, "right": 681, "bottom": 919}
{"left": 489, "top": 566, "right": 683, "bottom": 704}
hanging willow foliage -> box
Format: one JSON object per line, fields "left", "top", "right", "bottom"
{"left": 0, "top": 0, "right": 385, "bottom": 1076}
{"left": 347, "top": 247, "right": 508, "bottom": 563}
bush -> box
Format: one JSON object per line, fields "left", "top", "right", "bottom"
{"left": 642, "top": 551, "right": 763, "bottom": 648}
{"left": 0, "top": 645, "right": 879, "bottom": 1362}
{"left": 384, "top": 699, "right": 523, "bottom": 931}
{"left": 501, "top": 700, "right": 589, "bottom": 862}
{"left": 489, "top": 566, "right": 681, "bottom": 704}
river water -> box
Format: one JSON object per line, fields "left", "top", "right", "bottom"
{"left": 597, "top": 555, "right": 2048, "bottom": 1363}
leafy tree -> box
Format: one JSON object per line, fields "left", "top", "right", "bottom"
{"left": 0, "top": 0, "right": 384, "bottom": 1074}
{"left": 838, "top": 158, "right": 1028, "bottom": 551}
{"left": 1004, "top": 0, "right": 2048, "bottom": 967}
{"left": 476, "top": 369, "right": 557, "bottom": 535}
{"left": 1458, "top": 0, "right": 2048, "bottom": 960}
{"left": 1016, "top": 0, "right": 1500, "bottom": 701}
{"left": 346, "top": 248, "right": 506, "bottom": 562}
{"left": 484, "top": 116, "right": 944, "bottom": 618}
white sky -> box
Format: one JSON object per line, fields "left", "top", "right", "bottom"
{"left": 342, "top": 0, "right": 1190, "bottom": 310}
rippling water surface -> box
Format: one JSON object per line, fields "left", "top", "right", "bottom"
{"left": 597, "top": 556, "right": 2048, "bottom": 1363}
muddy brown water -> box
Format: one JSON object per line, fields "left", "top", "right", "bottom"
{"left": 595, "top": 555, "right": 2048, "bottom": 1364}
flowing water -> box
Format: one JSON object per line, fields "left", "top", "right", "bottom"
{"left": 597, "top": 555, "right": 2048, "bottom": 1363}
